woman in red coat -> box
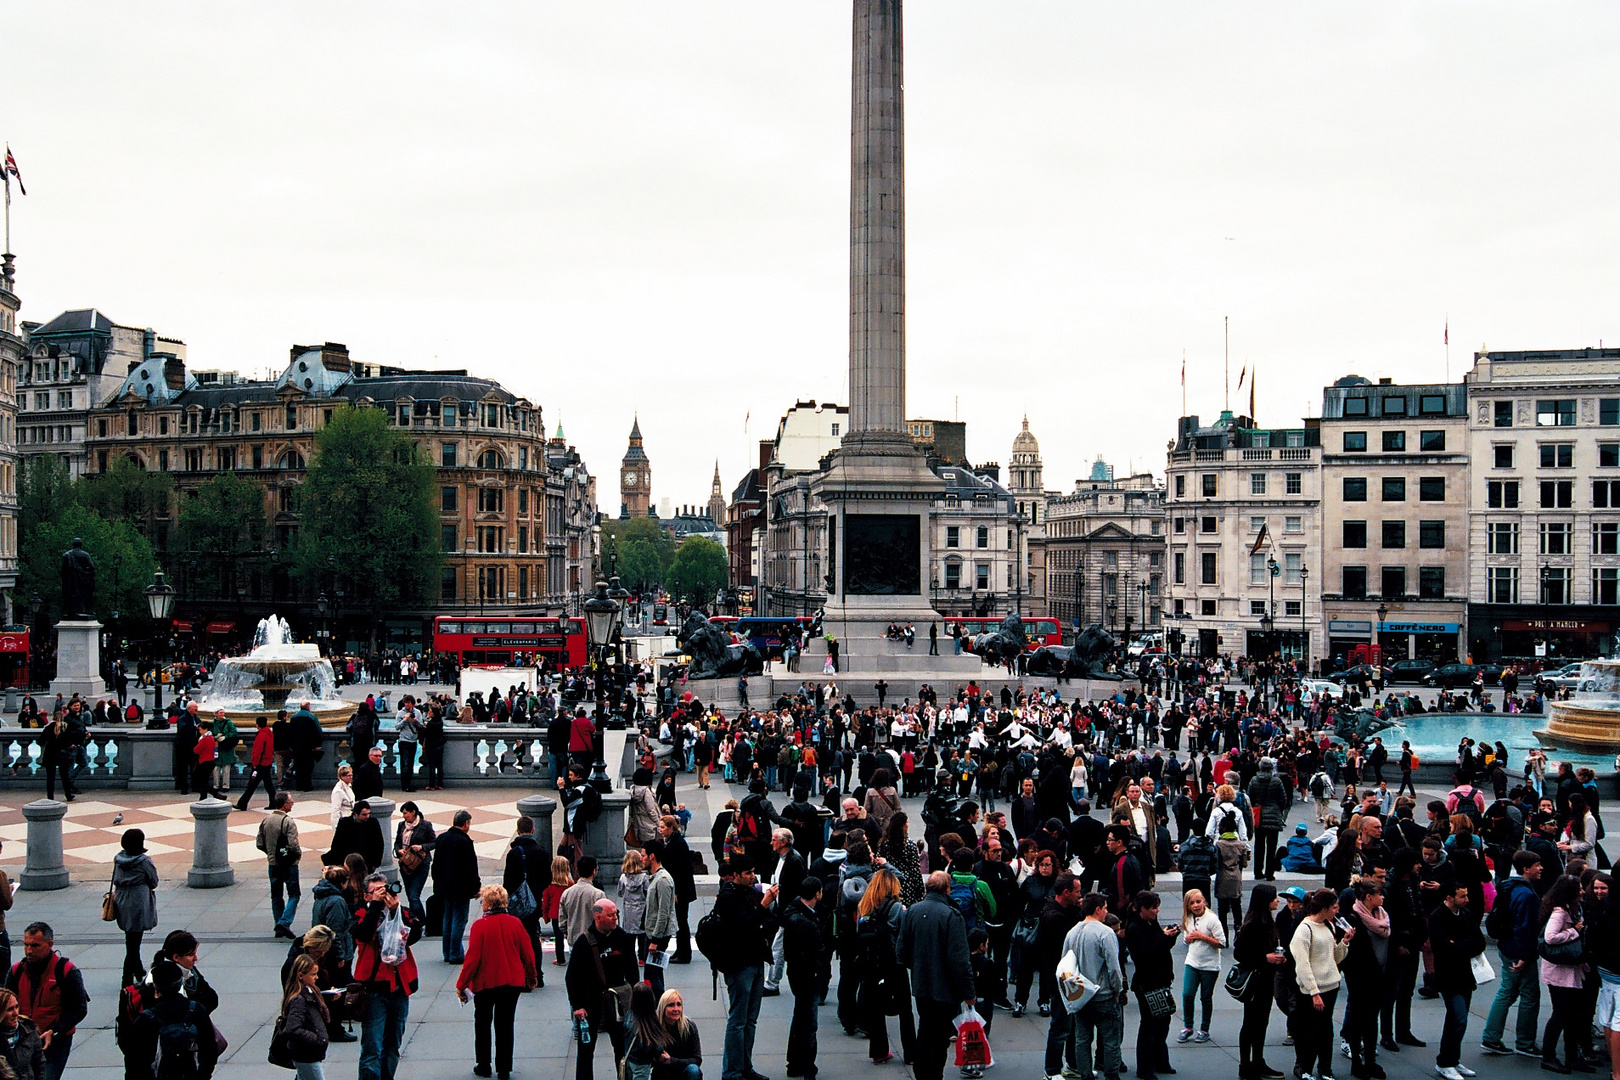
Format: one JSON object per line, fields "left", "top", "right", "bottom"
{"left": 456, "top": 885, "right": 538, "bottom": 1080}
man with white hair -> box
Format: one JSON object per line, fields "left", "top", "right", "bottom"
{"left": 762, "top": 828, "right": 806, "bottom": 997}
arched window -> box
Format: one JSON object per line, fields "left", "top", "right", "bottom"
{"left": 279, "top": 486, "right": 296, "bottom": 514}
{"left": 478, "top": 449, "right": 502, "bottom": 469}
{"left": 279, "top": 450, "right": 305, "bottom": 470}
{"left": 124, "top": 452, "right": 146, "bottom": 470}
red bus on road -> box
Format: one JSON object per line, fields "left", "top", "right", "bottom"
{"left": 944, "top": 616, "right": 1063, "bottom": 650}
{"left": 432, "top": 616, "right": 589, "bottom": 670}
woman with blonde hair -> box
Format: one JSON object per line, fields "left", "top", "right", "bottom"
{"left": 652, "top": 990, "right": 703, "bottom": 1080}
{"left": 456, "top": 884, "right": 538, "bottom": 1080}
{"left": 278, "top": 953, "right": 331, "bottom": 1079}
{"left": 329, "top": 765, "right": 355, "bottom": 827}
{"left": 856, "top": 868, "right": 916, "bottom": 1065}
{"left": 1205, "top": 783, "right": 1248, "bottom": 844}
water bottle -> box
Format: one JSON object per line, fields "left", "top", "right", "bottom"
{"left": 576, "top": 1016, "right": 592, "bottom": 1045}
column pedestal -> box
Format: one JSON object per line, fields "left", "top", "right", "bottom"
{"left": 186, "top": 799, "right": 235, "bottom": 888}
{"left": 18, "top": 800, "right": 69, "bottom": 891}
{"left": 369, "top": 797, "right": 399, "bottom": 884}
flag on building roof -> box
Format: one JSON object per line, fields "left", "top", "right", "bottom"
{"left": 1250, "top": 521, "right": 1271, "bottom": 555}
{"left": 3, "top": 146, "right": 23, "bottom": 195}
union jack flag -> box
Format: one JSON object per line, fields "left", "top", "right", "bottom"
{"left": 3, "top": 147, "right": 24, "bottom": 196}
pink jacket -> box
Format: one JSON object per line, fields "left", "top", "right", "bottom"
{"left": 1539, "top": 906, "right": 1587, "bottom": 988}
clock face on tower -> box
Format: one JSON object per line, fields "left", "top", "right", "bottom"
{"left": 624, "top": 472, "right": 636, "bottom": 488}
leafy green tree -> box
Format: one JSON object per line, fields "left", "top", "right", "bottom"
{"left": 176, "top": 471, "right": 270, "bottom": 600}
{"left": 74, "top": 457, "right": 173, "bottom": 543}
{"left": 18, "top": 504, "right": 155, "bottom": 627}
{"left": 617, "top": 537, "right": 663, "bottom": 593}
{"left": 290, "top": 406, "right": 441, "bottom": 640}
{"left": 600, "top": 515, "right": 674, "bottom": 582}
{"left": 665, "top": 537, "right": 728, "bottom": 606}
{"left": 19, "top": 455, "right": 71, "bottom": 540}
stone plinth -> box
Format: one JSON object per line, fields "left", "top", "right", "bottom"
{"left": 49, "top": 620, "right": 109, "bottom": 701}
{"left": 186, "top": 799, "right": 236, "bottom": 888}
{"left": 18, "top": 799, "right": 69, "bottom": 891}
{"left": 517, "top": 795, "right": 557, "bottom": 864}
{"left": 369, "top": 797, "right": 399, "bottom": 884}
{"left": 583, "top": 792, "right": 630, "bottom": 883}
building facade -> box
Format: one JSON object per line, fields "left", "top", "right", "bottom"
{"left": 928, "top": 465, "right": 1019, "bottom": 617}
{"left": 1465, "top": 348, "right": 1620, "bottom": 661}
{"left": 82, "top": 341, "right": 593, "bottom": 646}
{"left": 1044, "top": 477, "right": 1165, "bottom": 642}
{"left": 1319, "top": 377, "right": 1469, "bottom": 665}
{"left": 725, "top": 441, "right": 772, "bottom": 593}
{"left": 1006, "top": 417, "right": 1049, "bottom": 616}
{"left": 18, "top": 309, "right": 186, "bottom": 480}
{"left": 1165, "top": 411, "right": 1322, "bottom": 661}
{"left": 619, "top": 416, "right": 650, "bottom": 518}
{"left": 0, "top": 257, "right": 22, "bottom": 617}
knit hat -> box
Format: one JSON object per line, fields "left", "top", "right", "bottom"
{"left": 1295, "top": 823, "right": 1309, "bottom": 835}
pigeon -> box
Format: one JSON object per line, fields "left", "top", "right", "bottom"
{"left": 112, "top": 813, "right": 124, "bottom": 826}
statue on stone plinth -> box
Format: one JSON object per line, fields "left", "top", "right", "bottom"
{"left": 59, "top": 538, "right": 97, "bottom": 619}
{"left": 676, "top": 611, "right": 765, "bottom": 680}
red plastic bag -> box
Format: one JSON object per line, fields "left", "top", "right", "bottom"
{"left": 953, "top": 1006, "right": 994, "bottom": 1069}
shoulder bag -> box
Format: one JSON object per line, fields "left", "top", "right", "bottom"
{"left": 101, "top": 866, "right": 118, "bottom": 922}
{"left": 1141, "top": 985, "right": 1176, "bottom": 1017}
{"left": 1223, "top": 963, "right": 1255, "bottom": 1001}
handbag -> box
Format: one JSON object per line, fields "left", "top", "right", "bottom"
{"left": 509, "top": 881, "right": 538, "bottom": 920}
{"left": 397, "top": 847, "right": 424, "bottom": 875}
{"left": 1141, "top": 986, "right": 1176, "bottom": 1018}
{"left": 1470, "top": 951, "right": 1496, "bottom": 984}
{"left": 1538, "top": 935, "right": 1587, "bottom": 965}
{"left": 1054, "top": 949, "right": 1100, "bottom": 1014}
{"left": 1223, "top": 963, "right": 1255, "bottom": 1001}
{"left": 267, "top": 1014, "right": 295, "bottom": 1070}
{"left": 1012, "top": 913, "right": 1040, "bottom": 949}
{"left": 589, "top": 937, "right": 633, "bottom": 1020}
{"left": 100, "top": 867, "right": 117, "bottom": 923}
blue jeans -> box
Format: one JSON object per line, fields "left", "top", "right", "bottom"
{"left": 268, "top": 863, "right": 301, "bottom": 929}
{"left": 1439, "top": 990, "right": 1472, "bottom": 1068}
{"left": 402, "top": 866, "right": 428, "bottom": 921}
{"left": 722, "top": 963, "right": 765, "bottom": 1080}
{"left": 1072, "top": 994, "right": 1123, "bottom": 1080}
{"left": 1182, "top": 966, "right": 1217, "bottom": 1032}
{"left": 441, "top": 897, "right": 470, "bottom": 962}
{"left": 1482, "top": 949, "right": 1540, "bottom": 1051}
{"left": 360, "top": 988, "right": 409, "bottom": 1080}
{"left": 42, "top": 1032, "right": 71, "bottom": 1080}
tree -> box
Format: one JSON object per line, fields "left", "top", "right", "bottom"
{"left": 665, "top": 537, "right": 728, "bottom": 606}
{"left": 617, "top": 537, "right": 663, "bottom": 594}
{"left": 18, "top": 503, "right": 156, "bottom": 628}
{"left": 290, "top": 406, "right": 441, "bottom": 638}
{"left": 177, "top": 471, "right": 270, "bottom": 601}
{"left": 19, "top": 455, "right": 71, "bottom": 540}
{"left": 600, "top": 515, "right": 674, "bottom": 583}
{"left": 74, "top": 457, "right": 173, "bottom": 543}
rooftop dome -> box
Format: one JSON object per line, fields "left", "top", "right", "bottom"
{"left": 1011, "top": 415, "right": 1039, "bottom": 457}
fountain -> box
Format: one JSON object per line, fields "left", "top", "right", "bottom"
{"left": 201, "top": 615, "right": 359, "bottom": 729}
{"left": 1535, "top": 659, "right": 1620, "bottom": 755}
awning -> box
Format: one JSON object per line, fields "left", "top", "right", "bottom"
{"left": 171, "top": 621, "right": 195, "bottom": 633}
{"left": 204, "top": 621, "right": 236, "bottom": 635}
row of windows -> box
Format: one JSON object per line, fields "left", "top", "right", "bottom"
{"left": 440, "top": 563, "right": 554, "bottom": 603}
{"left": 1484, "top": 521, "right": 1620, "bottom": 555}
{"left": 1485, "top": 567, "right": 1620, "bottom": 606}
{"left": 27, "top": 391, "right": 74, "bottom": 411}
{"left": 1339, "top": 566, "right": 1449, "bottom": 599}
{"left": 1490, "top": 443, "right": 1620, "bottom": 469}
{"left": 1485, "top": 479, "right": 1620, "bottom": 509}
{"left": 1341, "top": 520, "right": 1448, "bottom": 549}
{"left": 944, "top": 526, "right": 992, "bottom": 549}
{"left": 1342, "top": 393, "right": 1450, "bottom": 419}
{"left": 1492, "top": 399, "right": 1620, "bottom": 428}
{"left": 1341, "top": 476, "right": 1446, "bottom": 501}
{"left": 1176, "top": 472, "right": 1305, "bottom": 498}
{"left": 1173, "top": 551, "right": 1309, "bottom": 587}
{"left": 1175, "top": 514, "right": 1305, "bottom": 535}
{"left": 1340, "top": 429, "right": 1448, "bottom": 453}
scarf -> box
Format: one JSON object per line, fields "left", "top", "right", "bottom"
{"left": 1353, "top": 899, "right": 1390, "bottom": 938}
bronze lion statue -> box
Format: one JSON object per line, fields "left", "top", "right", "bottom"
{"left": 677, "top": 611, "right": 765, "bottom": 680}
{"left": 970, "top": 612, "right": 1028, "bottom": 666}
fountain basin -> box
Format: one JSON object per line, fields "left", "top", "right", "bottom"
{"left": 1535, "top": 659, "right": 1620, "bottom": 755}
{"left": 201, "top": 615, "right": 359, "bottom": 729}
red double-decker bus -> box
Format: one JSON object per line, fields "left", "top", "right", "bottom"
{"left": 432, "top": 616, "right": 589, "bottom": 670}
{"left": 944, "top": 616, "right": 1063, "bottom": 650}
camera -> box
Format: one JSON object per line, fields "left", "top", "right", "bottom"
{"left": 387, "top": 881, "right": 403, "bottom": 896}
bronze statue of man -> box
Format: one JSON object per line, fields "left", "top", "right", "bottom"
{"left": 59, "top": 537, "right": 96, "bottom": 619}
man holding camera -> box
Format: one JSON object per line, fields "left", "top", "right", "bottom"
{"left": 354, "top": 872, "right": 422, "bottom": 1080}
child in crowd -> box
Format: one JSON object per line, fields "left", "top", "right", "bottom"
{"left": 541, "top": 856, "right": 573, "bottom": 965}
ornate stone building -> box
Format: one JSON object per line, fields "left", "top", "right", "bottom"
{"left": 82, "top": 341, "right": 594, "bottom": 646}
{"left": 619, "top": 416, "right": 650, "bottom": 518}
{"left": 1044, "top": 470, "right": 1166, "bottom": 643}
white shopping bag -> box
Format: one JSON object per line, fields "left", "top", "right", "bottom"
{"left": 1470, "top": 952, "right": 1496, "bottom": 985}
{"left": 1055, "top": 949, "right": 1100, "bottom": 1014}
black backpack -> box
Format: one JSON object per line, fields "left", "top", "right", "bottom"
{"left": 1485, "top": 878, "right": 1521, "bottom": 942}
{"left": 152, "top": 1009, "right": 200, "bottom": 1080}
{"left": 578, "top": 785, "right": 603, "bottom": 823}
{"left": 695, "top": 910, "right": 734, "bottom": 974}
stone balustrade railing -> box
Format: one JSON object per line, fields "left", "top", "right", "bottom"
{"left": 0, "top": 726, "right": 558, "bottom": 790}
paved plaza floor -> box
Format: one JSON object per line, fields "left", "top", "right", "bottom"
{"left": 0, "top": 753, "right": 1568, "bottom": 1080}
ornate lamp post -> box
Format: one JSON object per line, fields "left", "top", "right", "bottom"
{"left": 1258, "top": 610, "right": 1275, "bottom": 708}
{"left": 582, "top": 580, "right": 622, "bottom": 792}
{"left": 26, "top": 593, "right": 41, "bottom": 690}
{"left": 1300, "top": 563, "right": 1310, "bottom": 668}
{"left": 316, "top": 592, "right": 330, "bottom": 655}
{"left": 144, "top": 572, "right": 177, "bottom": 714}
{"left": 1376, "top": 602, "right": 1389, "bottom": 666}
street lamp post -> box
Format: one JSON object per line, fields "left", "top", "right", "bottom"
{"left": 1299, "top": 563, "right": 1310, "bottom": 668}
{"left": 144, "top": 572, "right": 177, "bottom": 715}
{"left": 1258, "top": 611, "right": 1275, "bottom": 709}
{"left": 317, "top": 593, "right": 330, "bottom": 656}
{"left": 1376, "top": 602, "right": 1389, "bottom": 664}
{"left": 1266, "top": 554, "right": 1280, "bottom": 659}
{"left": 1107, "top": 597, "right": 1118, "bottom": 634}
{"left": 582, "top": 580, "right": 622, "bottom": 793}
{"left": 26, "top": 593, "right": 41, "bottom": 690}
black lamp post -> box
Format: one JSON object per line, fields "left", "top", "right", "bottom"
{"left": 317, "top": 592, "right": 330, "bottom": 656}
{"left": 144, "top": 572, "right": 176, "bottom": 714}
{"left": 1376, "top": 603, "right": 1388, "bottom": 663}
{"left": 1107, "top": 597, "right": 1118, "bottom": 633}
{"left": 582, "top": 580, "right": 622, "bottom": 792}
{"left": 1258, "top": 611, "right": 1275, "bottom": 708}
{"left": 1300, "top": 563, "right": 1310, "bottom": 667}
{"left": 26, "top": 593, "right": 41, "bottom": 690}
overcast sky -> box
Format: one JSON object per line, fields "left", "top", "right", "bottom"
{"left": 5, "top": 3, "right": 1619, "bottom": 512}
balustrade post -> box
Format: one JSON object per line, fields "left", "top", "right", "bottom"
{"left": 187, "top": 798, "right": 236, "bottom": 888}
{"left": 17, "top": 800, "right": 68, "bottom": 891}
{"left": 516, "top": 795, "right": 558, "bottom": 863}
{"left": 368, "top": 797, "right": 399, "bottom": 884}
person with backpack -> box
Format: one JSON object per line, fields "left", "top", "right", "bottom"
{"left": 707, "top": 855, "right": 781, "bottom": 1080}
{"left": 834, "top": 839, "right": 879, "bottom": 1035}
{"left": 782, "top": 877, "right": 828, "bottom": 1079}
{"left": 855, "top": 867, "right": 914, "bottom": 1066}
{"left": 1446, "top": 778, "right": 1487, "bottom": 828}
{"left": 1246, "top": 757, "right": 1291, "bottom": 881}
{"left": 503, "top": 816, "right": 548, "bottom": 970}
{"left": 256, "top": 793, "right": 303, "bottom": 940}
{"left": 353, "top": 872, "right": 422, "bottom": 1080}
{"left": 7, "top": 922, "right": 86, "bottom": 1080}
{"left": 897, "top": 872, "right": 975, "bottom": 1080}
{"left": 1480, "top": 851, "right": 1545, "bottom": 1056}
{"left": 124, "top": 959, "right": 218, "bottom": 1080}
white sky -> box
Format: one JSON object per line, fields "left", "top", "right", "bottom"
{"left": 5, "top": 3, "right": 1620, "bottom": 512}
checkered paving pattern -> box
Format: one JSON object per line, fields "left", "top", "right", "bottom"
{"left": 0, "top": 789, "right": 538, "bottom": 871}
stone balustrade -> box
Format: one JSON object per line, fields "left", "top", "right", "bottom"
{"left": 0, "top": 725, "right": 562, "bottom": 791}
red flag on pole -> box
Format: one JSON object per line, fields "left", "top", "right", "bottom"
{"left": 3, "top": 147, "right": 24, "bottom": 195}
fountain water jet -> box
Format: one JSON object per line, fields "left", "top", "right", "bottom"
{"left": 201, "top": 615, "right": 359, "bottom": 728}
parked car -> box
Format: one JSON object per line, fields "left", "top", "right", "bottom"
{"left": 1328, "top": 664, "right": 1389, "bottom": 685}
{"left": 1299, "top": 678, "right": 1341, "bottom": 707}
{"left": 1386, "top": 659, "right": 1437, "bottom": 684}
{"left": 1422, "top": 663, "right": 1503, "bottom": 689}
{"left": 1541, "top": 663, "right": 1587, "bottom": 689}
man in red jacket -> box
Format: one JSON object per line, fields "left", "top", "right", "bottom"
{"left": 354, "top": 874, "right": 420, "bottom": 1080}
{"left": 235, "top": 716, "right": 279, "bottom": 811}
{"left": 568, "top": 708, "right": 597, "bottom": 769}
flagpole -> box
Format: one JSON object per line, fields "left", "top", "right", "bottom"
{"left": 1224, "top": 316, "right": 1230, "bottom": 412}
{"left": 1181, "top": 349, "right": 1187, "bottom": 416}
{"left": 1445, "top": 315, "right": 1450, "bottom": 383}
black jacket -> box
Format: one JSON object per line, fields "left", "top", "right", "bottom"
{"left": 431, "top": 827, "right": 482, "bottom": 902}
{"left": 1428, "top": 905, "right": 1485, "bottom": 993}
{"left": 503, "top": 834, "right": 546, "bottom": 900}
{"left": 1031, "top": 897, "right": 1081, "bottom": 978}
{"left": 663, "top": 831, "right": 698, "bottom": 904}
{"left": 127, "top": 996, "right": 219, "bottom": 1080}
{"left": 768, "top": 849, "right": 807, "bottom": 903}
{"left": 972, "top": 858, "right": 1020, "bottom": 929}
{"left": 565, "top": 926, "right": 639, "bottom": 1017}
{"left": 324, "top": 816, "right": 384, "bottom": 871}
{"left": 1124, "top": 914, "right": 1175, "bottom": 991}
{"left": 352, "top": 760, "right": 384, "bottom": 801}
{"left": 711, "top": 881, "right": 779, "bottom": 970}
{"left": 281, "top": 986, "right": 330, "bottom": 1063}
{"left": 781, "top": 900, "right": 826, "bottom": 993}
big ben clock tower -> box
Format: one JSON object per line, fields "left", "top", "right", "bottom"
{"left": 619, "top": 415, "right": 651, "bottom": 518}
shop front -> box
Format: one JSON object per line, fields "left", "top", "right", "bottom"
{"left": 1467, "top": 609, "right": 1616, "bottom": 664}
{"left": 1327, "top": 619, "right": 1373, "bottom": 668}
{"left": 1377, "top": 620, "right": 1461, "bottom": 664}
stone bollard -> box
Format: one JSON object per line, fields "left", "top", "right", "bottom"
{"left": 186, "top": 799, "right": 235, "bottom": 888}
{"left": 18, "top": 799, "right": 69, "bottom": 891}
{"left": 368, "top": 797, "right": 399, "bottom": 884}
{"left": 516, "top": 795, "right": 558, "bottom": 864}
{"left": 583, "top": 792, "right": 630, "bottom": 883}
